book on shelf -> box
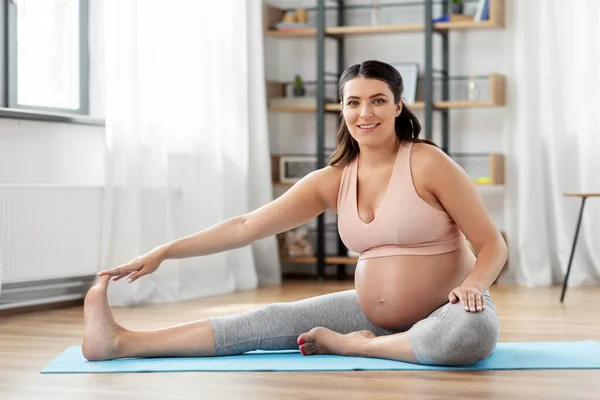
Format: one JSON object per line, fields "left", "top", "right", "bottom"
{"left": 474, "top": 0, "right": 490, "bottom": 22}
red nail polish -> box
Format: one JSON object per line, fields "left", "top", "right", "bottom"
{"left": 300, "top": 346, "right": 306, "bottom": 356}
{"left": 298, "top": 338, "right": 305, "bottom": 345}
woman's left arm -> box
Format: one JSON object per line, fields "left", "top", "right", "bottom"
{"left": 415, "top": 143, "right": 508, "bottom": 312}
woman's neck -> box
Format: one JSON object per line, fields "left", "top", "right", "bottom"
{"left": 358, "top": 137, "right": 400, "bottom": 169}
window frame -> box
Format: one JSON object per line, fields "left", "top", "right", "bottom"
{"left": 4, "top": 0, "right": 89, "bottom": 115}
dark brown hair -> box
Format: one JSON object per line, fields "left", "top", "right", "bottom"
{"left": 329, "top": 60, "right": 437, "bottom": 167}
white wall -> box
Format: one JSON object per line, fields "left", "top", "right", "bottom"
{"left": 0, "top": 119, "right": 104, "bottom": 185}
{"left": 265, "top": 0, "right": 513, "bottom": 274}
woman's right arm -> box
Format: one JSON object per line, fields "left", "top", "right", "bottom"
{"left": 165, "top": 167, "right": 337, "bottom": 258}
{"left": 98, "top": 166, "right": 340, "bottom": 281}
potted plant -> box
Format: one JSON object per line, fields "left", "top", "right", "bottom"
{"left": 293, "top": 74, "right": 306, "bottom": 97}
{"left": 452, "top": 0, "right": 464, "bottom": 14}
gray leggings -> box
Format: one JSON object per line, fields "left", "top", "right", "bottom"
{"left": 208, "top": 289, "right": 499, "bottom": 366}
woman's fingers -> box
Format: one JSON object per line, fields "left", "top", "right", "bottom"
{"left": 467, "top": 292, "right": 476, "bottom": 311}
{"left": 98, "top": 261, "right": 141, "bottom": 277}
{"left": 456, "top": 291, "right": 468, "bottom": 310}
{"left": 448, "top": 291, "right": 458, "bottom": 303}
{"left": 112, "top": 272, "right": 132, "bottom": 281}
{"left": 475, "top": 294, "right": 483, "bottom": 311}
{"left": 127, "top": 268, "right": 147, "bottom": 283}
{"left": 449, "top": 286, "right": 486, "bottom": 313}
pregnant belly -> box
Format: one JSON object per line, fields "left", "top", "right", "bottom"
{"left": 354, "top": 245, "right": 476, "bottom": 331}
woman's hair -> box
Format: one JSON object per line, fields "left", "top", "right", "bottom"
{"left": 329, "top": 60, "right": 437, "bottom": 167}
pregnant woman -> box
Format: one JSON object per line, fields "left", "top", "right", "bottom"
{"left": 83, "top": 60, "right": 506, "bottom": 366}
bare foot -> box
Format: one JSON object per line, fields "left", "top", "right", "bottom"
{"left": 81, "top": 275, "right": 125, "bottom": 361}
{"left": 297, "top": 327, "right": 376, "bottom": 356}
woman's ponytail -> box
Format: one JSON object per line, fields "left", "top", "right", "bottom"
{"left": 394, "top": 102, "right": 422, "bottom": 139}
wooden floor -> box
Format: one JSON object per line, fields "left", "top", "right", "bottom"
{"left": 1, "top": 280, "right": 599, "bottom": 400}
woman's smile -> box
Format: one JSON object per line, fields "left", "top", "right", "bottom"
{"left": 356, "top": 122, "right": 381, "bottom": 133}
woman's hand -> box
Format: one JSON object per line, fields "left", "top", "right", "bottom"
{"left": 448, "top": 286, "right": 486, "bottom": 312}
{"left": 97, "top": 245, "right": 169, "bottom": 283}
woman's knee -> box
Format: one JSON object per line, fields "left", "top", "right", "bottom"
{"left": 411, "top": 303, "right": 499, "bottom": 366}
{"left": 450, "top": 306, "right": 499, "bottom": 364}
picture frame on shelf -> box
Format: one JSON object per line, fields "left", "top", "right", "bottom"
{"left": 391, "top": 63, "right": 419, "bottom": 104}
{"left": 279, "top": 155, "right": 317, "bottom": 183}
{"left": 277, "top": 227, "right": 314, "bottom": 257}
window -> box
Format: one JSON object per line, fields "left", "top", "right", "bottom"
{"left": 3, "top": 0, "right": 88, "bottom": 114}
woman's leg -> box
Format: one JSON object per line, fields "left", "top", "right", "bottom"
{"left": 82, "top": 275, "right": 392, "bottom": 361}
{"left": 299, "top": 290, "right": 499, "bottom": 366}
{"left": 408, "top": 290, "right": 499, "bottom": 365}
{"left": 82, "top": 275, "right": 218, "bottom": 361}
{"left": 209, "top": 285, "right": 392, "bottom": 356}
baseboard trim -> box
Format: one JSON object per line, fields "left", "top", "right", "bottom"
{"left": 0, "top": 275, "right": 95, "bottom": 311}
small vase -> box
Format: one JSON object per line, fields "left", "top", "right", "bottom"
{"left": 466, "top": 78, "right": 480, "bottom": 101}
{"left": 452, "top": 4, "right": 464, "bottom": 14}
{"left": 293, "top": 87, "right": 306, "bottom": 97}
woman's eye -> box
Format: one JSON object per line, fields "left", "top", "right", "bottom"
{"left": 374, "top": 98, "right": 386, "bottom": 104}
{"left": 347, "top": 101, "right": 358, "bottom": 106}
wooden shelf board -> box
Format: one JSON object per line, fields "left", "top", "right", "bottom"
{"left": 273, "top": 181, "right": 295, "bottom": 187}
{"left": 264, "top": 29, "right": 316, "bottom": 37}
{"left": 272, "top": 99, "right": 501, "bottom": 113}
{"left": 326, "top": 256, "right": 359, "bottom": 264}
{"left": 267, "top": 73, "right": 505, "bottom": 112}
{"left": 268, "top": 104, "right": 340, "bottom": 112}
{"left": 280, "top": 256, "right": 316, "bottom": 264}
{"left": 436, "top": 101, "right": 498, "bottom": 109}
{"left": 268, "top": 105, "right": 318, "bottom": 112}
{"left": 326, "top": 24, "right": 424, "bottom": 35}
{"left": 265, "top": 21, "right": 503, "bottom": 38}
{"left": 434, "top": 20, "right": 502, "bottom": 30}
{"left": 475, "top": 182, "right": 504, "bottom": 187}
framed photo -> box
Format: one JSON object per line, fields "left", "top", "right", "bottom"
{"left": 277, "top": 227, "right": 314, "bottom": 257}
{"left": 391, "top": 63, "right": 419, "bottom": 104}
{"left": 279, "top": 155, "right": 317, "bottom": 183}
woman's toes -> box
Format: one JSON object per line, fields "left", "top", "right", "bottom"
{"left": 300, "top": 342, "right": 318, "bottom": 356}
{"left": 299, "top": 344, "right": 308, "bottom": 355}
{"left": 297, "top": 332, "right": 312, "bottom": 346}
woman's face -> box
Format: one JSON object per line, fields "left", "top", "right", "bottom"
{"left": 341, "top": 77, "right": 401, "bottom": 148}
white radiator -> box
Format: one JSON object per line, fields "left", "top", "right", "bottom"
{"left": 0, "top": 186, "right": 103, "bottom": 310}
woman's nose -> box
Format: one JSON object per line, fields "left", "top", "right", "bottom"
{"left": 360, "top": 104, "right": 374, "bottom": 118}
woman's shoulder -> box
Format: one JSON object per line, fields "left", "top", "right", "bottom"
{"left": 411, "top": 141, "right": 453, "bottom": 168}
{"left": 410, "top": 141, "right": 461, "bottom": 189}
{"left": 315, "top": 165, "right": 344, "bottom": 189}
{"left": 309, "top": 165, "right": 344, "bottom": 211}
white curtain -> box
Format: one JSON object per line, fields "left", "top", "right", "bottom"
{"left": 101, "top": 0, "right": 280, "bottom": 306}
{"left": 0, "top": 245, "right": 2, "bottom": 298}
{"left": 505, "top": 0, "right": 600, "bottom": 286}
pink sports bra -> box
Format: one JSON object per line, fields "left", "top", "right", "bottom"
{"left": 337, "top": 141, "right": 466, "bottom": 261}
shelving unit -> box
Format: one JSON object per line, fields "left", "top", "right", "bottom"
{"left": 268, "top": 73, "right": 505, "bottom": 111}
{"left": 264, "top": 0, "right": 504, "bottom": 37}
{"left": 264, "top": 20, "right": 502, "bottom": 37}
{"left": 264, "top": 0, "right": 506, "bottom": 280}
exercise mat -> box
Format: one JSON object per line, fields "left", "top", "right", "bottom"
{"left": 42, "top": 341, "right": 600, "bottom": 374}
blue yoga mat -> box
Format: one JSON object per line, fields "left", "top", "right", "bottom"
{"left": 42, "top": 341, "right": 600, "bottom": 374}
